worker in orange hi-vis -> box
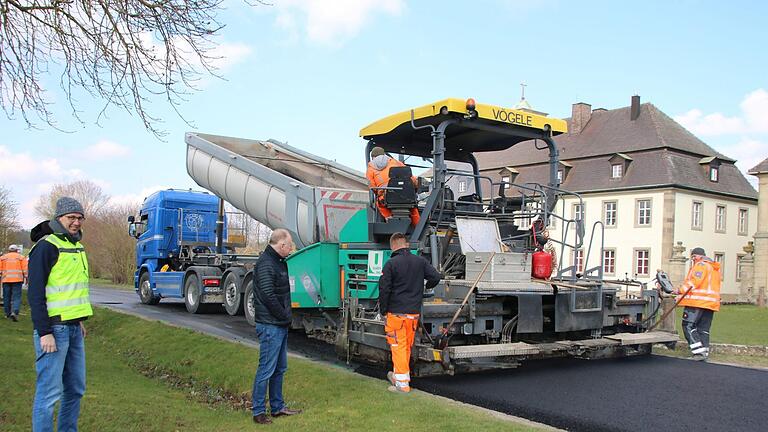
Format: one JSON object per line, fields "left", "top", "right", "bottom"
{"left": 366, "top": 146, "right": 420, "bottom": 226}
{"left": 1, "top": 244, "right": 28, "bottom": 322}
{"left": 377, "top": 232, "right": 441, "bottom": 393}
{"left": 678, "top": 247, "right": 721, "bottom": 362}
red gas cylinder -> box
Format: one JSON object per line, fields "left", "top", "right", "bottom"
{"left": 532, "top": 250, "right": 552, "bottom": 279}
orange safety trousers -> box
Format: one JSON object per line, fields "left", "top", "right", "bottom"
{"left": 376, "top": 204, "right": 420, "bottom": 227}
{"left": 385, "top": 313, "right": 419, "bottom": 392}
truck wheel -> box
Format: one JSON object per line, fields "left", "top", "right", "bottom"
{"left": 223, "top": 272, "right": 243, "bottom": 316}
{"left": 243, "top": 279, "right": 256, "bottom": 326}
{"left": 184, "top": 274, "right": 204, "bottom": 314}
{"left": 138, "top": 272, "right": 161, "bottom": 305}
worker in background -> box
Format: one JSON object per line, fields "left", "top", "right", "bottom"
{"left": 378, "top": 232, "right": 441, "bottom": 393}
{"left": 1, "top": 244, "right": 28, "bottom": 321}
{"left": 366, "top": 146, "right": 420, "bottom": 226}
{"left": 678, "top": 247, "right": 721, "bottom": 361}
{"left": 28, "top": 197, "right": 93, "bottom": 431}
{"left": 251, "top": 229, "right": 302, "bottom": 424}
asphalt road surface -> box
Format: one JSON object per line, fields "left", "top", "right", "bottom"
{"left": 92, "top": 286, "right": 767, "bottom": 432}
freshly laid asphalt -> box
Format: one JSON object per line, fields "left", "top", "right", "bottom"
{"left": 92, "top": 287, "right": 767, "bottom": 432}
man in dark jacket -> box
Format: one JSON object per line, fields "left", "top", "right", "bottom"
{"left": 378, "top": 232, "right": 441, "bottom": 393}
{"left": 251, "top": 229, "right": 302, "bottom": 424}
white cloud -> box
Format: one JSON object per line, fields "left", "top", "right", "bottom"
{"left": 274, "top": 0, "right": 405, "bottom": 46}
{"left": 137, "top": 32, "right": 253, "bottom": 76}
{"left": 674, "top": 109, "right": 744, "bottom": 136}
{"left": 675, "top": 88, "right": 768, "bottom": 136}
{"left": 85, "top": 140, "right": 131, "bottom": 161}
{"left": 111, "top": 185, "right": 170, "bottom": 209}
{"left": 0, "top": 146, "right": 82, "bottom": 183}
{"left": 208, "top": 42, "right": 253, "bottom": 70}
{"left": 0, "top": 146, "right": 83, "bottom": 228}
{"left": 741, "top": 89, "right": 768, "bottom": 133}
{"left": 674, "top": 88, "right": 768, "bottom": 189}
{"left": 711, "top": 137, "right": 767, "bottom": 185}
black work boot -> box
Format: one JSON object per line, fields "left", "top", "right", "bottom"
{"left": 253, "top": 413, "right": 272, "bottom": 424}
{"left": 272, "top": 408, "right": 302, "bottom": 417}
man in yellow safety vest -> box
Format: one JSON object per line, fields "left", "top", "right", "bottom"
{"left": 28, "top": 197, "right": 93, "bottom": 432}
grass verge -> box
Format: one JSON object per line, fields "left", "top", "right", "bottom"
{"left": 0, "top": 306, "right": 542, "bottom": 432}
{"left": 674, "top": 304, "right": 768, "bottom": 346}
{"left": 91, "top": 277, "right": 133, "bottom": 291}
{"left": 655, "top": 346, "right": 768, "bottom": 368}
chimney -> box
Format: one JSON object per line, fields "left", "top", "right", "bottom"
{"left": 631, "top": 95, "right": 641, "bottom": 121}
{"left": 571, "top": 102, "right": 592, "bottom": 134}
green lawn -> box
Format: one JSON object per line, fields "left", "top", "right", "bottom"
{"left": 674, "top": 304, "right": 768, "bottom": 346}
{"left": 0, "top": 306, "right": 541, "bottom": 432}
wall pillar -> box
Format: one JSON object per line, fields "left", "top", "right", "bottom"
{"left": 658, "top": 241, "right": 688, "bottom": 332}
{"left": 739, "top": 242, "right": 755, "bottom": 303}
{"left": 751, "top": 170, "right": 768, "bottom": 308}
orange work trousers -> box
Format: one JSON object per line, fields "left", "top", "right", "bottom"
{"left": 385, "top": 313, "right": 419, "bottom": 391}
{"left": 376, "top": 203, "right": 420, "bottom": 226}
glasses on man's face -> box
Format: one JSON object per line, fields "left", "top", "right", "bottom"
{"left": 64, "top": 215, "right": 85, "bottom": 222}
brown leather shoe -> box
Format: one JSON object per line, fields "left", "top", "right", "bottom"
{"left": 253, "top": 413, "right": 272, "bottom": 424}
{"left": 271, "top": 408, "right": 302, "bottom": 417}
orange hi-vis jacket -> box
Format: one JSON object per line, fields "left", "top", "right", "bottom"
{"left": 678, "top": 259, "right": 721, "bottom": 312}
{"left": 366, "top": 158, "right": 417, "bottom": 204}
{"left": 0, "top": 252, "right": 28, "bottom": 283}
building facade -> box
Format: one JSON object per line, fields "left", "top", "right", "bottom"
{"left": 472, "top": 96, "right": 758, "bottom": 301}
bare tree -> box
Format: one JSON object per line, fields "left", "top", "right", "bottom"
{"left": 87, "top": 202, "right": 136, "bottom": 284}
{"left": 34, "top": 179, "right": 110, "bottom": 220}
{"left": 0, "top": 0, "right": 267, "bottom": 137}
{"left": 242, "top": 215, "right": 270, "bottom": 254}
{"left": 0, "top": 185, "right": 20, "bottom": 246}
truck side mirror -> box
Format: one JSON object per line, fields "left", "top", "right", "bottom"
{"left": 128, "top": 222, "right": 146, "bottom": 239}
{"left": 128, "top": 215, "right": 135, "bottom": 223}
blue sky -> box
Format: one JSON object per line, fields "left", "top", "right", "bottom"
{"left": 2, "top": 0, "right": 767, "bottom": 228}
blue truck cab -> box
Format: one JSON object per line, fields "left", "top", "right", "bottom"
{"left": 128, "top": 189, "right": 230, "bottom": 313}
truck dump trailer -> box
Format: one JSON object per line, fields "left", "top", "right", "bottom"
{"left": 185, "top": 99, "right": 676, "bottom": 375}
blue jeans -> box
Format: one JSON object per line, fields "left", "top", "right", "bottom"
{"left": 251, "top": 323, "right": 288, "bottom": 415}
{"left": 3, "top": 282, "right": 22, "bottom": 316}
{"left": 32, "top": 324, "right": 86, "bottom": 432}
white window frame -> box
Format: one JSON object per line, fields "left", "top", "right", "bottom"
{"left": 736, "top": 254, "right": 745, "bottom": 282}
{"left": 501, "top": 175, "right": 510, "bottom": 190}
{"left": 611, "top": 164, "right": 623, "bottom": 179}
{"left": 634, "top": 248, "right": 650, "bottom": 277}
{"left": 602, "top": 201, "right": 617, "bottom": 227}
{"left": 602, "top": 249, "right": 616, "bottom": 275}
{"left": 715, "top": 204, "right": 726, "bottom": 233}
{"left": 710, "top": 166, "right": 719, "bottom": 182}
{"left": 691, "top": 201, "right": 703, "bottom": 231}
{"left": 557, "top": 170, "right": 563, "bottom": 184}
{"left": 571, "top": 202, "right": 584, "bottom": 229}
{"left": 635, "top": 199, "right": 652, "bottom": 227}
{"left": 738, "top": 208, "right": 748, "bottom": 236}
{"left": 574, "top": 249, "right": 584, "bottom": 273}
{"left": 458, "top": 180, "right": 467, "bottom": 193}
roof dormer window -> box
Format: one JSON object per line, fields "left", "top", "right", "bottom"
{"left": 557, "top": 161, "right": 572, "bottom": 184}
{"left": 608, "top": 153, "right": 632, "bottom": 179}
{"left": 699, "top": 156, "right": 722, "bottom": 183}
